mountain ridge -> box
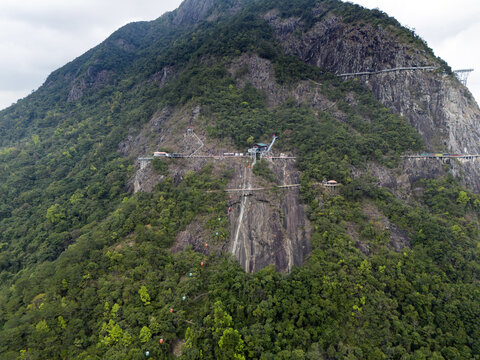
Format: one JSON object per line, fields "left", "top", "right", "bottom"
{"left": 1, "top": 0, "right": 480, "bottom": 358}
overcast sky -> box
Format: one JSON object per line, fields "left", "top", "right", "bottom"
{"left": 0, "top": 0, "right": 478, "bottom": 110}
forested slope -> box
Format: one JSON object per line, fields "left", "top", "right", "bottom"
{"left": 0, "top": 0, "right": 479, "bottom": 359}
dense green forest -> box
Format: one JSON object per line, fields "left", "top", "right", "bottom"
{"left": 0, "top": 0, "right": 479, "bottom": 359}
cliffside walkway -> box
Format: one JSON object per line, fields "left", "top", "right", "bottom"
{"left": 222, "top": 182, "right": 339, "bottom": 193}
{"left": 138, "top": 154, "right": 296, "bottom": 162}
{"left": 138, "top": 154, "right": 296, "bottom": 171}
{"left": 403, "top": 154, "right": 480, "bottom": 160}
{"left": 225, "top": 184, "right": 301, "bottom": 192}
{"left": 338, "top": 66, "right": 439, "bottom": 78}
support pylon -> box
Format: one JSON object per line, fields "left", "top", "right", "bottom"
{"left": 453, "top": 69, "right": 474, "bottom": 86}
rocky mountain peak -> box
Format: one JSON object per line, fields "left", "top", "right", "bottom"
{"left": 172, "top": 0, "right": 246, "bottom": 25}
{"left": 173, "top": 0, "right": 216, "bottom": 25}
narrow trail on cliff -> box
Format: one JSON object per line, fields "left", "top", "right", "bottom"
{"left": 232, "top": 157, "right": 255, "bottom": 255}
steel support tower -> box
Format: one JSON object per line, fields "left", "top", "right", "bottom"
{"left": 453, "top": 69, "right": 474, "bottom": 86}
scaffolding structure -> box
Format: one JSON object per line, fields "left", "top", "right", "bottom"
{"left": 453, "top": 69, "right": 474, "bottom": 86}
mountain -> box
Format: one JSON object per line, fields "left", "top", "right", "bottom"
{"left": 1, "top": 0, "right": 480, "bottom": 358}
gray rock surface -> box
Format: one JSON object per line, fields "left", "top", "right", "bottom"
{"left": 122, "top": 3, "right": 480, "bottom": 274}
{"left": 266, "top": 10, "right": 480, "bottom": 192}
{"left": 173, "top": 0, "right": 216, "bottom": 25}
{"left": 228, "top": 159, "right": 311, "bottom": 273}
{"left": 266, "top": 11, "right": 480, "bottom": 154}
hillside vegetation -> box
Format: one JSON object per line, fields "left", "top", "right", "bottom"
{"left": 0, "top": 0, "right": 479, "bottom": 359}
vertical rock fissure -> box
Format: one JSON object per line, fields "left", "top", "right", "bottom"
{"left": 232, "top": 157, "right": 255, "bottom": 256}
{"left": 283, "top": 160, "right": 294, "bottom": 270}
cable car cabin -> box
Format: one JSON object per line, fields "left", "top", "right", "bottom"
{"left": 153, "top": 151, "right": 170, "bottom": 157}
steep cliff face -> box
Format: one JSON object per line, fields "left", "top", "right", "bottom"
{"left": 121, "top": 103, "right": 310, "bottom": 272}
{"left": 172, "top": 0, "right": 245, "bottom": 25}
{"left": 368, "top": 73, "right": 480, "bottom": 155}
{"left": 352, "top": 156, "right": 480, "bottom": 199}
{"left": 173, "top": 0, "right": 217, "bottom": 25}
{"left": 265, "top": 10, "right": 480, "bottom": 155}
{"left": 118, "top": 0, "right": 480, "bottom": 273}
{"left": 168, "top": 157, "right": 311, "bottom": 273}
{"left": 228, "top": 159, "right": 311, "bottom": 272}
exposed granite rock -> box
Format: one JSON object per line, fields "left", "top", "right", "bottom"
{"left": 228, "top": 54, "right": 338, "bottom": 112}
{"left": 228, "top": 159, "right": 311, "bottom": 273}
{"left": 68, "top": 79, "right": 86, "bottom": 102}
{"left": 118, "top": 108, "right": 173, "bottom": 159}
{"left": 228, "top": 54, "right": 286, "bottom": 107}
{"left": 67, "top": 66, "right": 114, "bottom": 102}
{"left": 151, "top": 67, "right": 176, "bottom": 88}
{"left": 113, "top": 38, "right": 136, "bottom": 52}
{"left": 368, "top": 73, "right": 480, "bottom": 155}
{"left": 173, "top": 0, "right": 215, "bottom": 25}
{"left": 173, "top": 217, "right": 212, "bottom": 255}
{"left": 389, "top": 224, "right": 411, "bottom": 252}
{"left": 361, "top": 202, "right": 411, "bottom": 253}
{"left": 353, "top": 156, "right": 480, "bottom": 196}
{"left": 166, "top": 156, "right": 311, "bottom": 273}
{"left": 266, "top": 10, "right": 480, "bottom": 191}
{"left": 265, "top": 11, "right": 480, "bottom": 152}
{"left": 132, "top": 165, "right": 165, "bottom": 193}
{"left": 172, "top": 0, "right": 245, "bottom": 26}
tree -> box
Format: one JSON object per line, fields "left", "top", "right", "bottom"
{"left": 46, "top": 204, "right": 65, "bottom": 224}
{"left": 218, "top": 328, "right": 245, "bottom": 360}
{"left": 138, "top": 286, "right": 151, "bottom": 305}
{"left": 457, "top": 191, "right": 470, "bottom": 207}
{"left": 139, "top": 326, "right": 152, "bottom": 343}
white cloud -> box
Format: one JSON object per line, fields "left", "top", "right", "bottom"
{"left": 0, "top": 90, "right": 32, "bottom": 108}
{"left": 0, "top": 0, "right": 183, "bottom": 110}
{"left": 0, "top": 0, "right": 478, "bottom": 110}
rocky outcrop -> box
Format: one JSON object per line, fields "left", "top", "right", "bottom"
{"left": 228, "top": 54, "right": 340, "bottom": 113}
{"left": 173, "top": 216, "right": 214, "bottom": 255}
{"left": 118, "top": 108, "right": 174, "bottom": 160}
{"left": 352, "top": 156, "right": 480, "bottom": 195}
{"left": 172, "top": 0, "right": 217, "bottom": 25}
{"left": 358, "top": 203, "right": 410, "bottom": 255}
{"left": 368, "top": 72, "right": 480, "bottom": 155}
{"left": 151, "top": 67, "right": 175, "bottom": 88}
{"left": 166, "top": 156, "right": 311, "bottom": 273}
{"left": 67, "top": 66, "right": 114, "bottom": 102}
{"left": 399, "top": 157, "right": 480, "bottom": 194}
{"left": 172, "top": 0, "right": 246, "bottom": 26}
{"left": 113, "top": 38, "right": 136, "bottom": 52}
{"left": 68, "top": 79, "right": 86, "bottom": 102}
{"left": 133, "top": 165, "right": 165, "bottom": 193}
{"left": 229, "top": 54, "right": 286, "bottom": 107}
